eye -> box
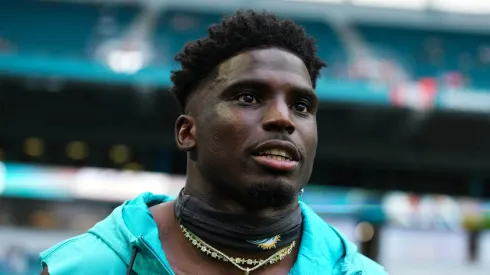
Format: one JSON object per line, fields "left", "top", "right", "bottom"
{"left": 292, "top": 102, "right": 310, "bottom": 113}
{"left": 237, "top": 93, "right": 259, "bottom": 104}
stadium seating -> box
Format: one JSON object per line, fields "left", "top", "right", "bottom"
{"left": 357, "top": 24, "right": 490, "bottom": 89}
{"left": 0, "top": 1, "right": 97, "bottom": 56}
{"left": 154, "top": 11, "right": 347, "bottom": 73}
{"left": 154, "top": 10, "right": 220, "bottom": 67}
{"left": 1, "top": 1, "right": 489, "bottom": 99}
{"left": 0, "top": 0, "right": 139, "bottom": 57}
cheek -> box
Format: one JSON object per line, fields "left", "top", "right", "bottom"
{"left": 199, "top": 105, "right": 256, "bottom": 153}
{"left": 216, "top": 103, "right": 257, "bottom": 131}
{"left": 298, "top": 120, "right": 318, "bottom": 148}
{"left": 310, "top": 128, "right": 318, "bottom": 152}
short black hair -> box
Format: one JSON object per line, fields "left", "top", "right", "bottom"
{"left": 170, "top": 10, "right": 326, "bottom": 112}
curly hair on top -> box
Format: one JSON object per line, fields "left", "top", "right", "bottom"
{"left": 170, "top": 10, "right": 326, "bottom": 112}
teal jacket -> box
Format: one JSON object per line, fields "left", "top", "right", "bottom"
{"left": 40, "top": 193, "right": 387, "bottom": 275}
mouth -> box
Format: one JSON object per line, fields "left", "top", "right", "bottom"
{"left": 251, "top": 140, "right": 300, "bottom": 172}
{"left": 256, "top": 149, "right": 294, "bottom": 161}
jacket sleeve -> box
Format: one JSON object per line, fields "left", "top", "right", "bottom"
{"left": 39, "top": 233, "right": 128, "bottom": 275}
{"left": 356, "top": 254, "right": 389, "bottom": 275}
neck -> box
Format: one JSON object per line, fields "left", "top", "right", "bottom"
{"left": 174, "top": 187, "right": 303, "bottom": 255}
{"left": 184, "top": 166, "right": 299, "bottom": 216}
{"left": 181, "top": 220, "right": 301, "bottom": 260}
{"left": 183, "top": 184, "right": 298, "bottom": 217}
{"left": 153, "top": 201, "right": 301, "bottom": 274}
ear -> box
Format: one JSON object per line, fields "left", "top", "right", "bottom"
{"left": 175, "top": 115, "right": 197, "bottom": 151}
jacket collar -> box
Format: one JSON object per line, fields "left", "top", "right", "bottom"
{"left": 90, "top": 193, "right": 363, "bottom": 275}
{"left": 290, "top": 202, "right": 362, "bottom": 275}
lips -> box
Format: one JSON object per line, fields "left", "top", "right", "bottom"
{"left": 251, "top": 140, "right": 300, "bottom": 172}
{"left": 252, "top": 140, "right": 300, "bottom": 161}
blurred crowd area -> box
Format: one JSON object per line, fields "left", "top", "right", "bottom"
{"left": 1, "top": 0, "right": 490, "bottom": 96}
{"left": 1, "top": 0, "right": 490, "bottom": 274}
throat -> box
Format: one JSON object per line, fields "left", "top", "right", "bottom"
{"left": 174, "top": 189, "right": 303, "bottom": 254}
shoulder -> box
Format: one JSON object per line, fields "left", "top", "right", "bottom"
{"left": 328, "top": 225, "right": 388, "bottom": 274}
{"left": 39, "top": 233, "right": 126, "bottom": 275}
{"left": 298, "top": 204, "right": 387, "bottom": 274}
{"left": 149, "top": 201, "right": 176, "bottom": 238}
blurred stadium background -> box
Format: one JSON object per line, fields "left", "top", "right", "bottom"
{"left": 1, "top": 0, "right": 490, "bottom": 274}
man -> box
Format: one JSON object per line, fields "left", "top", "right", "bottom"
{"left": 40, "top": 10, "right": 387, "bottom": 275}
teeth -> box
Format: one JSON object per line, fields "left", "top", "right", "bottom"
{"left": 265, "top": 155, "right": 289, "bottom": 161}
{"left": 260, "top": 149, "right": 293, "bottom": 160}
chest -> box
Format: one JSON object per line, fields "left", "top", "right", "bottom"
{"left": 161, "top": 234, "right": 295, "bottom": 275}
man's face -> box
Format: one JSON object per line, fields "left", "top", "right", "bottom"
{"left": 185, "top": 48, "right": 318, "bottom": 210}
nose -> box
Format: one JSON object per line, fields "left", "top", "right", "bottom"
{"left": 262, "top": 98, "right": 296, "bottom": 135}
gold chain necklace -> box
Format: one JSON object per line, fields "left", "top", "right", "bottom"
{"left": 180, "top": 225, "right": 295, "bottom": 275}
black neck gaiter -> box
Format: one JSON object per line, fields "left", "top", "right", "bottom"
{"left": 174, "top": 189, "right": 302, "bottom": 252}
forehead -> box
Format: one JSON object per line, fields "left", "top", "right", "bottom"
{"left": 216, "top": 48, "right": 313, "bottom": 89}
